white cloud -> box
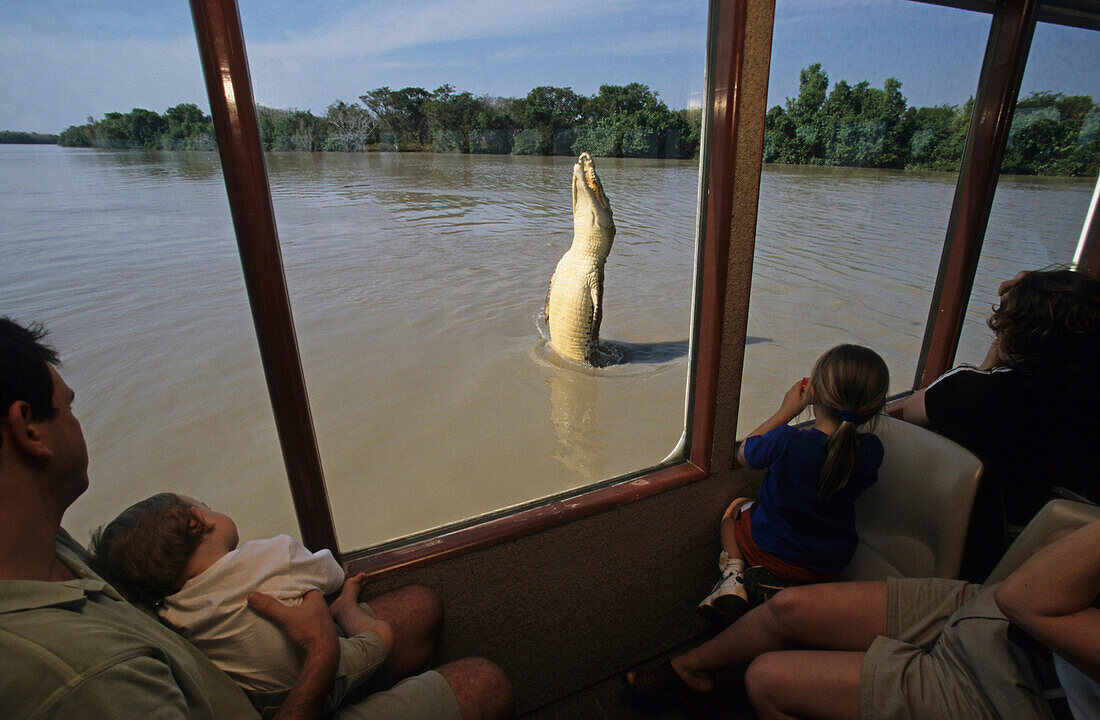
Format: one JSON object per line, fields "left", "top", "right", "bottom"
{"left": 246, "top": 0, "right": 633, "bottom": 61}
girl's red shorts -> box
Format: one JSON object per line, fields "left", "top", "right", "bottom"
{"left": 733, "top": 503, "right": 838, "bottom": 583}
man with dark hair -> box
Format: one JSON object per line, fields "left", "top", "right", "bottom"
{"left": 0, "top": 319, "right": 61, "bottom": 442}
{"left": 0, "top": 317, "right": 513, "bottom": 720}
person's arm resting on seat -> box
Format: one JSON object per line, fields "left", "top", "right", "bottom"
{"left": 995, "top": 519, "right": 1100, "bottom": 681}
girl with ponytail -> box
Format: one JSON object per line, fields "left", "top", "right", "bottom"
{"left": 697, "top": 344, "right": 890, "bottom": 626}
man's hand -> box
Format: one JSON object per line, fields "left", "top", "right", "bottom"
{"left": 249, "top": 590, "right": 338, "bottom": 661}
{"left": 998, "top": 271, "right": 1028, "bottom": 300}
{"left": 248, "top": 590, "right": 339, "bottom": 720}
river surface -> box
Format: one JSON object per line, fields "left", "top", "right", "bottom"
{"left": 1, "top": 145, "right": 1090, "bottom": 550}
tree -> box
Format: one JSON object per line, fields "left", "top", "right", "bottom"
{"left": 520, "top": 86, "right": 583, "bottom": 155}
{"left": 127, "top": 108, "right": 168, "bottom": 149}
{"left": 573, "top": 83, "right": 678, "bottom": 158}
{"left": 162, "top": 103, "right": 213, "bottom": 149}
{"left": 324, "top": 101, "right": 373, "bottom": 151}
{"left": 782, "top": 64, "right": 829, "bottom": 162}
{"left": 272, "top": 110, "right": 326, "bottom": 151}
{"left": 424, "top": 85, "right": 483, "bottom": 152}
{"left": 58, "top": 123, "right": 95, "bottom": 147}
{"left": 818, "top": 77, "right": 910, "bottom": 167}
{"left": 1003, "top": 92, "right": 1098, "bottom": 175}
{"left": 907, "top": 103, "right": 968, "bottom": 171}
{"left": 360, "top": 86, "right": 432, "bottom": 148}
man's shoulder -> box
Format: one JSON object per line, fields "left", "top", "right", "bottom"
{"left": 928, "top": 365, "right": 1015, "bottom": 393}
{"left": 56, "top": 526, "right": 88, "bottom": 556}
{"left": 0, "top": 594, "right": 160, "bottom": 706}
{"left": 924, "top": 366, "right": 1018, "bottom": 420}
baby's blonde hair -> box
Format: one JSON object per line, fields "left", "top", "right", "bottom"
{"left": 91, "top": 493, "right": 208, "bottom": 604}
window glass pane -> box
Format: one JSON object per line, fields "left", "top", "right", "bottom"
{"left": 741, "top": 0, "right": 988, "bottom": 437}
{"left": 236, "top": 1, "right": 708, "bottom": 549}
{"left": 956, "top": 20, "right": 1100, "bottom": 366}
{"left": 0, "top": 4, "right": 298, "bottom": 544}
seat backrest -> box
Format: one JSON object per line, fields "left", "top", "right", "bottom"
{"left": 984, "top": 499, "right": 1100, "bottom": 584}
{"left": 840, "top": 415, "right": 984, "bottom": 581}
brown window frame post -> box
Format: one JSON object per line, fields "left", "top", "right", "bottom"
{"left": 190, "top": 0, "right": 339, "bottom": 554}
{"left": 915, "top": 0, "right": 1039, "bottom": 390}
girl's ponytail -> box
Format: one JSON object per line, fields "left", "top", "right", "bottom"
{"left": 809, "top": 345, "right": 889, "bottom": 498}
{"left": 819, "top": 414, "right": 860, "bottom": 497}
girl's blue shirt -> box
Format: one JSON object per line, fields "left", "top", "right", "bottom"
{"left": 742, "top": 424, "right": 884, "bottom": 574}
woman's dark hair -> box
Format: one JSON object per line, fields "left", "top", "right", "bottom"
{"left": 810, "top": 344, "right": 890, "bottom": 498}
{"left": 988, "top": 267, "right": 1100, "bottom": 379}
{"left": 91, "top": 493, "right": 208, "bottom": 604}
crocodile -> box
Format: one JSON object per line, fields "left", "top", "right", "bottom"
{"left": 545, "top": 152, "right": 618, "bottom": 367}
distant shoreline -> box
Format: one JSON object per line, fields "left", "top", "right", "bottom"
{"left": 42, "top": 66, "right": 1100, "bottom": 176}
{"left": 0, "top": 131, "right": 59, "bottom": 145}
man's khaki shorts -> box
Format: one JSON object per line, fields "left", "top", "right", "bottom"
{"left": 860, "top": 577, "right": 1053, "bottom": 720}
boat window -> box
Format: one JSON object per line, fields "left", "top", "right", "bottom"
{"left": 955, "top": 18, "right": 1100, "bottom": 365}
{"left": 234, "top": 2, "right": 710, "bottom": 550}
{"left": 0, "top": 5, "right": 300, "bottom": 543}
{"left": 740, "top": 0, "right": 988, "bottom": 436}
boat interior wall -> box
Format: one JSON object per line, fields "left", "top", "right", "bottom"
{"left": 839, "top": 416, "right": 984, "bottom": 582}
{"left": 360, "top": 468, "right": 764, "bottom": 716}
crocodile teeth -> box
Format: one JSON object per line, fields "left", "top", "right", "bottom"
{"left": 578, "top": 152, "right": 606, "bottom": 207}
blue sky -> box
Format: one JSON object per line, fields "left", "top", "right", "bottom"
{"left": 1, "top": 0, "right": 1097, "bottom": 133}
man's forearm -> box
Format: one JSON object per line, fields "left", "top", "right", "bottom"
{"left": 271, "top": 645, "right": 340, "bottom": 720}
{"left": 995, "top": 520, "right": 1100, "bottom": 680}
{"left": 248, "top": 590, "right": 341, "bottom": 720}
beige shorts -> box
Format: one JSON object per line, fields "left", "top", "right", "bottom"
{"left": 334, "top": 669, "right": 461, "bottom": 720}
{"left": 860, "top": 577, "right": 1053, "bottom": 720}
{"left": 332, "top": 601, "right": 461, "bottom": 720}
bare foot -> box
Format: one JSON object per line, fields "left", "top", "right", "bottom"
{"left": 671, "top": 657, "right": 715, "bottom": 692}
{"left": 329, "top": 573, "right": 394, "bottom": 650}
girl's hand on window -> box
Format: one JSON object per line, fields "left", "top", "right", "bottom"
{"left": 778, "top": 378, "right": 811, "bottom": 417}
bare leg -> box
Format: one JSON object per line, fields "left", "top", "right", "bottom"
{"left": 745, "top": 650, "right": 864, "bottom": 720}
{"left": 366, "top": 584, "right": 443, "bottom": 679}
{"left": 719, "top": 496, "right": 753, "bottom": 561}
{"left": 672, "top": 581, "right": 887, "bottom": 691}
{"left": 436, "top": 657, "right": 514, "bottom": 720}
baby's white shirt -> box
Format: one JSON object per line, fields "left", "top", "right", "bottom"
{"left": 158, "top": 534, "right": 344, "bottom": 693}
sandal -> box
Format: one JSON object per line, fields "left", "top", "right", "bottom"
{"left": 622, "top": 661, "right": 701, "bottom": 710}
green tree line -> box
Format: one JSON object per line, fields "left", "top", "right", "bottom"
{"left": 0, "top": 130, "right": 59, "bottom": 144}
{"left": 57, "top": 103, "right": 216, "bottom": 150}
{"left": 255, "top": 82, "right": 700, "bottom": 158}
{"left": 53, "top": 67, "right": 1098, "bottom": 175}
{"left": 765, "top": 63, "right": 1099, "bottom": 176}
{"left": 56, "top": 84, "right": 700, "bottom": 159}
